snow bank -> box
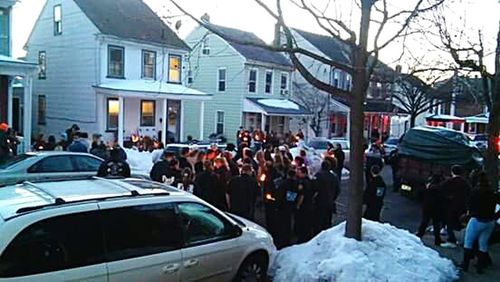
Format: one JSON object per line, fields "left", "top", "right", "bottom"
{"left": 125, "top": 148, "right": 158, "bottom": 173}
{"left": 270, "top": 220, "right": 457, "bottom": 282}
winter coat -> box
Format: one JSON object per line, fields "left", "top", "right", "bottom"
{"left": 227, "top": 174, "right": 259, "bottom": 219}
{"left": 97, "top": 160, "right": 131, "bottom": 178}
{"left": 313, "top": 169, "right": 340, "bottom": 211}
{"left": 68, "top": 140, "right": 88, "bottom": 153}
{"left": 364, "top": 175, "right": 387, "bottom": 206}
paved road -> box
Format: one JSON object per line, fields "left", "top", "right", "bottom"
{"left": 254, "top": 166, "right": 499, "bottom": 281}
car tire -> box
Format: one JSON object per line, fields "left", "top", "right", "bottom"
{"left": 234, "top": 253, "right": 268, "bottom": 282}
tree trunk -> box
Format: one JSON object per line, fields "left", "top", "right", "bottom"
{"left": 410, "top": 114, "right": 417, "bottom": 128}
{"left": 345, "top": 0, "right": 372, "bottom": 241}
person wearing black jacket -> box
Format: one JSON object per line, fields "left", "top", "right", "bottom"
{"left": 333, "top": 144, "right": 345, "bottom": 182}
{"left": 440, "top": 165, "right": 471, "bottom": 248}
{"left": 295, "top": 166, "right": 314, "bottom": 243}
{"left": 461, "top": 171, "right": 499, "bottom": 273}
{"left": 178, "top": 147, "right": 191, "bottom": 170}
{"left": 226, "top": 164, "right": 259, "bottom": 220}
{"left": 363, "top": 165, "right": 386, "bottom": 222}
{"left": 313, "top": 161, "right": 340, "bottom": 234}
{"left": 416, "top": 174, "right": 444, "bottom": 246}
{"left": 274, "top": 170, "right": 298, "bottom": 249}
{"left": 194, "top": 160, "right": 218, "bottom": 203}
{"left": 97, "top": 148, "right": 131, "bottom": 178}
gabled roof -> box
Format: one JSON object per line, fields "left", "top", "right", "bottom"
{"left": 73, "top": 0, "right": 189, "bottom": 50}
{"left": 208, "top": 24, "right": 293, "bottom": 68}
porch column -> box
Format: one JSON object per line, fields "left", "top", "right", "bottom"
{"left": 199, "top": 101, "right": 205, "bottom": 140}
{"left": 261, "top": 113, "right": 266, "bottom": 131}
{"left": 23, "top": 76, "right": 33, "bottom": 151}
{"left": 346, "top": 111, "right": 351, "bottom": 141}
{"left": 7, "top": 77, "right": 13, "bottom": 126}
{"left": 118, "top": 96, "right": 124, "bottom": 147}
{"left": 179, "top": 100, "right": 185, "bottom": 142}
{"left": 162, "top": 99, "right": 167, "bottom": 144}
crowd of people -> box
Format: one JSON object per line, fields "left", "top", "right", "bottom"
{"left": 0, "top": 123, "right": 21, "bottom": 165}
{"left": 146, "top": 139, "right": 343, "bottom": 249}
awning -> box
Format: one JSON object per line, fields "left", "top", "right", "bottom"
{"left": 244, "top": 98, "right": 312, "bottom": 116}
{"left": 426, "top": 114, "right": 465, "bottom": 123}
{"left": 465, "top": 113, "right": 489, "bottom": 124}
{"left": 0, "top": 55, "right": 37, "bottom": 76}
{"left": 94, "top": 80, "right": 212, "bottom": 100}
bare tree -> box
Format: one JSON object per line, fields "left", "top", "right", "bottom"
{"left": 292, "top": 82, "right": 329, "bottom": 136}
{"left": 170, "top": 0, "right": 444, "bottom": 240}
{"left": 434, "top": 12, "right": 500, "bottom": 187}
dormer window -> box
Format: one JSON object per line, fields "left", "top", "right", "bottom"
{"left": 202, "top": 37, "right": 210, "bottom": 55}
{"left": 168, "top": 55, "right": 181, "bottom": 83}
{"left": 53, "top": 5, "right": 62, "bottom": 36}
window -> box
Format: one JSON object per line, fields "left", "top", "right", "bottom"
{"left": 0, "top": 211, "right": 104, "bottom": 278}
{"left": 187, "top": 69, "right": 193, "bottom": 84}
{"left": 248, "top": 69, "right": 257, "bottom": 93}
{"left": 202, "top": 37, "right": 210, "bottom": 55}
{"left": 142, "top": 50, "right": 156, "bottom": 79}
{"left": 177, "top": 202, "right": 232, "bottom": 246}
{"left": 168, "top": 55, "right": 181, "bottom": 83}
{"left": 333, "top": 71, "right": 339, "bottom": 87}
{"left": 218, "top": 68, "right": 226, "bottom": 92}
{"left": 280, "top": 73, "right": 289, "bottom": 95}
{"left": 216, "top": 111, "right": 224, "bottom": 134}
{"left": 107, "top": 98, "right": 119, "bottom": 131}
{"left": 102, "top": 203, "right": 182, "bottom": 261}
{"left": 0, "top": 8, "right": 9, "bottom": 56}
{"left": 38, "top": 51, "right": 46, "bottom": 79}
{"left": 108, "top": 45, "right": 124, "bottom": 78}
{"left": 140, "top": 100, "right": 155, "bottom": 127}
{"left": 265, "top": 70, "right": 273, "bottom": 94}
{"left": 28, "top": 156, "right": 74, "bottom": 173}
{"left": 38, "top": 95, "right": 46, "bottom": 125}
{"left": 53, "top": 5, "right": 62, "bottom": 35}
{"left": 72, "top": 156, "right": 102, "bottom": 171}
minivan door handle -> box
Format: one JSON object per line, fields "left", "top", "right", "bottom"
{"left": 162, "top": 263, "right": 180, "bottom": 274}
{"left": 184, "top": 259, "right": 199, "bottom": 268}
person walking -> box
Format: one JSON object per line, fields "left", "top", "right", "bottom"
{"left": 97, "top": 148, "right": 131, "bottom": 178}
{"left": 312, "top": 161, "right": 340, "bottom": 234}
{"left": 294, "top": 166, "right": 314, "bottom": 243}
{"left": 416, "top": 174, "right": 444, "bottom": 246}
{"left": 460, "top": 172, "right": 499, "bottom": 273}
{"left": 333, "top": 143, "right": 345, "bottom": 182}
{"left": 226, "top": 164, "right": 259, "bottom": 220}
{"left": 440, "top": 165, "right": 471, "bottom": 248}
{"left": 363, "top": 165, "right": 387, "bottom": 222}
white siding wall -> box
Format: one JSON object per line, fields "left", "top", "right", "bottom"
{"left": 26, "top": 0, "right": 101, "bottom": 137}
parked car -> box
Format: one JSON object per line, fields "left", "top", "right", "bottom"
{"left": 0, "top": 152, "right": 149, "bottom": 186}
{"left": 383, "top": 137, "right": 399, "bottom": 155}
{"left": 306, "top": 138, "right": 332, "bottom": 156}
{"left": 0, "top": 152, "right": 104, "bottom": 186}
{"left": 0, "top": 178, "right": 275, "bottom": 281}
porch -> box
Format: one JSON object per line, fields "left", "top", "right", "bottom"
{"left": 94, "top": 80, "right": 211, "bottom": 146}
{"left": 0, "top": 55, "right": 37, "bottom": 151}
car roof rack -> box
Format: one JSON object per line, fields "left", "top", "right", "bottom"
{"left": 22, "top": 181, "right": 66, "bottom": 205}
{"left": 92, "top": 176, "right": 140, "bottom": 196}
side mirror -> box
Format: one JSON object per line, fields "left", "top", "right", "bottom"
{"left": 231, "top": 225, "right": 243, "bottom": 238}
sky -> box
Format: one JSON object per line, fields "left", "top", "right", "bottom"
{"left": 10, "top": 0, "right": 500, "bottom": 73}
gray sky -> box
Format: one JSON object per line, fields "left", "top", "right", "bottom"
{"left": 11, "top": 0, "right": 500, "bottom": 72}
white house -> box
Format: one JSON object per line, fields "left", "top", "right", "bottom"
{"left": 183, "top": 22, "right": 311, "bottom": 143}
{"left": 0, "top": 0, "right": 37, "bottom": 151}
{"left": 25, "top": 0, "right": 210, "bottom": 146}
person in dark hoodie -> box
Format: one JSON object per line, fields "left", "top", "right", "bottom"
{"left": 226, "top": 164, "right": 259, "bottom": 220}
{"left": 416, "top": 174, "right": 444, "bottom": 246}
{"left": 149, "top": 151, "right": 175, "bottom": 183}
{"left": 97, "top": 148, "right": 131, "bottom": 178}
{"left": 194, "top": 160, "right": 218, "bottom": 203}
{"left": 313, "top": 161, "right": 340, "bottom": 234}
{"left": 363, "top": 165, "right": 386, "bottom": 222}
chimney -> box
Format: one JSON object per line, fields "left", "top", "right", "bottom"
{"left": 201, "top": 13, "right": 210, "bottom": 23}
{"left": 273, "top": 22, "right": 282, "bottom": 47}
{"left": 395, "top": 65, "right": 402, "bottom": 74}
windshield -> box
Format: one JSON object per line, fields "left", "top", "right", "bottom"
{"left": 0, "top": 154, "right": 34, "bottom": 169}
{"left": 307, "top": 141, "right": 330, "bottom": 149}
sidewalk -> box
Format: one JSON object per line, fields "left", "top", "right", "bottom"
{"left": 421, "top": 234, "right": 500, "bottom": 281}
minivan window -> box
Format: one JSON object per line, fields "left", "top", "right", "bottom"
{"left": 102, "top": 203, "right": 182, "bottom": 261}
{"left": 177, "top": 202, "right": 233, "bottom": 246}
{"left": 0, "top": 211, "right": 104, "bottom": 277}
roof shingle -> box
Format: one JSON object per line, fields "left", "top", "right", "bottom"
{"left": 74, "top": 0, "right": 189, "bottom": 50}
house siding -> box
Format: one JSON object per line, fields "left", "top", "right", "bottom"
{"left": 26, "top": 0, "right": 100, "bottom": 137}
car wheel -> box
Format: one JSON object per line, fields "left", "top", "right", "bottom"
{"left": 234, "top": 253, "right": 268, "bottom": 282}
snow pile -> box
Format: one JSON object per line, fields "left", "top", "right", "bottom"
{"left": 258, "top": 99, "right": 300, "bottom": 110}
{"left": 125, "top": 148, "right": 158, "bottom": 173}
{"left": 269, "top": 220, "right": 458, "bottom": 282}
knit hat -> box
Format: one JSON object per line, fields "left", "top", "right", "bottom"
{"left": 0, "top": 123, "right": 8, "bottom": 132}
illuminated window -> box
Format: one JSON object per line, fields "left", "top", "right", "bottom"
{"left": 141, "top": 100, "right": 155, "bottom": 126}
{"left": 107, "top": 98, "right": 119, "bottom": 130}
{"left": 168, "top": 55, "right": 181, "bottom": 83}
{"left": 53, "top": 5, "right": 62, "bottom": 35}
{"left": 142, "top": 50, "right": 156, "bottom": 79}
